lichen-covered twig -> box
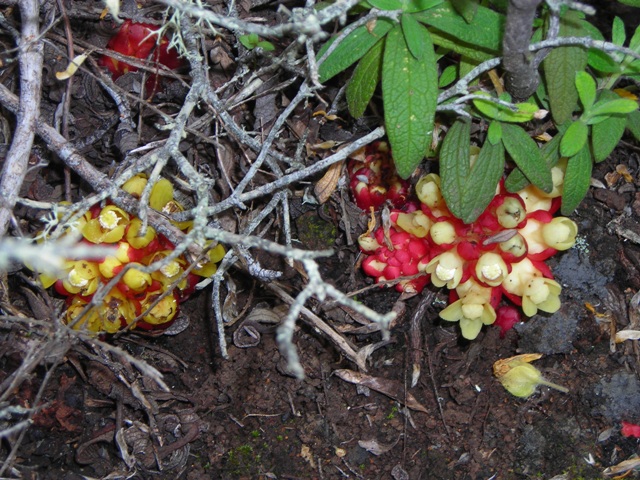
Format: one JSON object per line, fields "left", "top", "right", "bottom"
{"left": 0, "top": 0, "right": 43, "bottom": 236}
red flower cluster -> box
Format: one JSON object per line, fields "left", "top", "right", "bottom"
{"left": 348, "top": 142, "right": 410, "bottom": 211}
{"left": 354, "top": 157, "right": 577, "bottom": 340}
{"left": 99, "top": 20, "right": 183, "bottom": 89}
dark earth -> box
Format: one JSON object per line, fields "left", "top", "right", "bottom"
{"left": 1, "top": 1, "right": 640, "bottom": 479}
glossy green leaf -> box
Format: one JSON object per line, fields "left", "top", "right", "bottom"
{"left": 369, "top": 0, "right": 403, "bottom": 9}
{"left": 561, "top": 144, "right": 592, "bottom": 215}
{"left": 487, "top": 120, "right": 502, "bottom": 145}
{"left": 592, "top": 114, "right": 626, "bottom": 162}
{"left": 472, "top": 93, "right": 538, "bottom": 122}
{"left": 560, "top": 120, "right": 588, "bottom": 158}
{"left": 591, "top": 90, "right": 628, "bottom": 162}
{"left": 612, "top": 17, "right": 626, "bottom": 46}
{"left": 438, "top": 64, "right": 457, "bottom": 87}
{"left": 318, "top": 18, "right": 395, "bottom": 83}
{"left": 504, "top": 128, "right": 564, "bottom": 192}
{"left": 501, "top": 123, "right": 552, "bottom": 192}
{"left": 586, "top": 99, "right": 639, "bottom": 122}
{"left": 401, "top": 13, "right": 426, "bottom": 59}
{"left": 629, "top": 23, "right": 640, "bottom": 51}
{"left": 627, "top": 109, "right": 640, "bottom": 141}
{"left": 588, "top": 49, "right": 622, "bottom": 74}
{"left": 415, "top": 1, "right": 504, "bottom": 54}
{"left": 575, "top": 71, "right": 596, "bottom": 111}
{"left": 346, "top": 38, "right": 384, "bottom": 118}
{"left": 450, "top": 0, "right": 478, "bottom": 23}
{"left": 403, "top": 0, "right": 444, "bottom": 13}
{"left": 542, "top": 10, "right": 588, "bottom": 124}
{"left": 382, "top": 24, "right": 438, "bottom": 178}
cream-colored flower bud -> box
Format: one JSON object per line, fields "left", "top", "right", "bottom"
{"left": 425, "top": 251, "right": 464, "bottom": 289}
{"left": 395, "top": 211, "right": 432, "bottom": 238}
{"left": 496, "top": 197, "right": 526, "bottom": 228}
{"left": 518, "top": 185, "right": 552, "bottom": 213}
{"left": 416, "top": 174, "right": 443, "bottom": 209}
{"left": 522, "top": 276, "right": 562, "bottom": 317}
{"left": 541, "top": 217, "right": 577, "bottom": 251}
{"left": 499, "top": 233, "right": 528, "bottom": 258}
{"left": 430, "top": 221, "right": 456, "bottom": 245}
{"left": 358, "top": 235, "right": 381, "bottom": 252}
{"left": 475, "top": 252, "right": 508, "bottom": 286}
{"left": 461, "top": 302, "right": 484, "bottom": 320}
{"left": 502, "top": 258, "right": 540, "bottom": 296}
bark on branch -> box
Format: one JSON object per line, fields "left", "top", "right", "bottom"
{"left": 502, "top": 0, "right": 543, "bottom": 100}
{"left": 0, "top": 0, "right": 43, "bottom": 236}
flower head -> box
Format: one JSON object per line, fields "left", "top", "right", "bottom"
{"left": 439, "top": 279, "right": 498, "bottom": 339}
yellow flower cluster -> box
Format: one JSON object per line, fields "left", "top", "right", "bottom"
{"left": 40, "top": 175, "right": 224, "bottom": 334}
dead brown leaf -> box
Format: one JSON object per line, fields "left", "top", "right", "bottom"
{"left": 334, "top": 369, "right": 428, "bottom": 413}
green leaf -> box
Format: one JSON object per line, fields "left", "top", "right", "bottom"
{"left": 504, "top": 128, "right": 564, "bottom": 192}
{"left": 318, "top": 18, "right": 395, "bottom": 83}
{"left": 542, "top": 10, "right": 588, "bottom": 124}
{"left": 612, "top": 16, "right": 626, "bottom": 46}
{"left": 629, "top": 23, "right": 640, "bottom": 51}
{"left": 382, "top": 24, "right": 438, "bottom": 178}
{"left": 369, "top": 0, "right": 403, "bottom": 9}
{"left": 427, "top": 30, "right": 495, "bottom": 61}
{"left": 627, "top": 109, "right": 640, "bottom": 141}
{"left": 440, "top": 119, "right": 471, "bottom": 208}
{"left": 256, "top": 41, "right": 275, "bottom": 51}
{"left": 586, "top": 98, "right": 639, "bottom": 121}
{"left": 415, "top": 1, "right": 504, "bottom": 54}
{"left": 403, "top": 0, "right": 444, "bottom": 13}
{"left": 239, "top": 33, "right": 259, "bottom": 49}
{"left": 487, "top": 120, "right": 502, "bottom": 145}
{"left": 561, "top": 144, "right": 592, "bottom": 215}
{"left": 501, "top": 123, "right": 553, "bottom": 192}
{"left": 450, "top": 0, "right": 478, "bottom": 23}
{"left": 618, "top": 0, "right": 640, "bottom": 7}
{"left": 401, "top": 13, "right": 426, "bottom": 59}
{"left": 560, "top": 120, "right": 588, "bottom": 157}
{"left": 346, "top": 38, "right": 384, "bottom": 118}
{"left": 592, "top": 114, "right": 626, "bottom": 162}
{"left": 458, "top": 140, "right": 504, "bottom": 222}
{"left": 438, "top": 64, "right": 457, "bottom": 87}
{"left": 441, "top": 120, "right": 505, "bottom": 222}
{"left": 588, "top": 49, "right": 622, "bottom": 74}
{"left": 575, "top": 71, "right": 596, "bottom": 111}
{"left": 472, "top": 93, "right": 539, "bottom": 122}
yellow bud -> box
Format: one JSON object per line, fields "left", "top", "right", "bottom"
{"left": 99, "top": 256, "right": 122, "bottom": 278}
{"left": 126, "top": 218, "right": 156, "bottom": 249}
{"left": 493, "top": 354, "right": 568, "bottom": 398}
{"left": 496, "top": 197, "right": 526, "bottom": 228}
{"left": 475, "top": 252, "right": 508, "bottom": 286}
{"left": 395, "top": 211, "right": 432, "bottom": 238}
{"left": 430, "top": 221, "right": 456, "bottom": 245}
{"left": 123, "top": 264, "right": 152, "bottom": 291}
{"left": 416, "top": 174, "right": 443, "bottom": 209}
{"left": 542, "top": 217, "right": 577, "bottom": 251}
